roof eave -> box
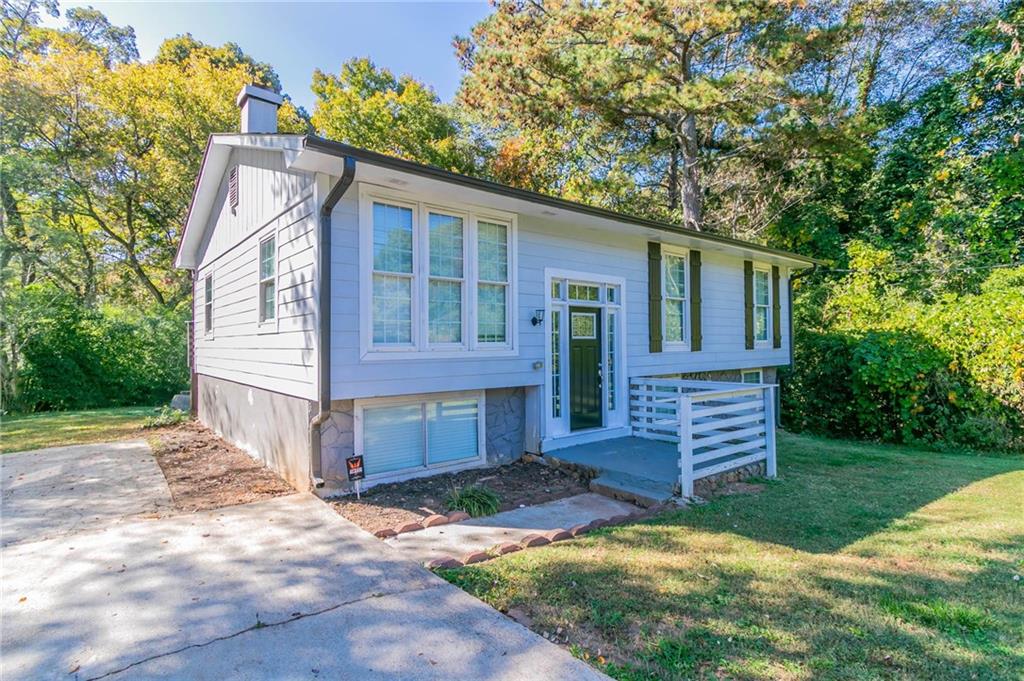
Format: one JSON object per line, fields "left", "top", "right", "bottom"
{"left": 301, "top": 134, "right": 824, "bottom": 267}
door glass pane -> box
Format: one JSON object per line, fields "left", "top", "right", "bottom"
{"left": 429, "top": 213, "right": 463, "bottom": 278}
{"left": 427, "top": 399, "right": 479, "bottom": 464}
{"left": 373, "top": 274, "right": 412, "bottom": 344}
{"left": 568, "top": 283, "right": 599, "bottom": 301}
{"left": 363, "top": 403, "right": 424, "bottom": 475}
{"left": 571, "top": 312, "right": 596, "bottom": 339}
{"left": 428, "top": 279, "right": 462, "bottom": 343}
{"left": 477, "top": 283, "right": 506, "bottom": 343}
{"left": 477, "top": 221, "right": 508, "bottom": 282}
{"left": 372, "top": 202, "right": 413, "bottom": 273}
{"left": 551, "top": 309, "right": 561, "bottom": 418}
{"left": 607, "top": 311, "right": 616, "bottom": 411}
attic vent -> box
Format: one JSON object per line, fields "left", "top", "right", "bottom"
{"left": 228, "top": 166, "right": 239, "bottom": 212}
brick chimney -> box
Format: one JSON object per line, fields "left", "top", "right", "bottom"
{"left": 236, "top": 84, "right": 282, "bottom": 134}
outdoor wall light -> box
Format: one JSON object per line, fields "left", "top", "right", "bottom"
{"left": 531, "top": 309, "right": 545, "bottom": 326}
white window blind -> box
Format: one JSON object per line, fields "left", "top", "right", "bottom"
{"left": 362, "top": 403, "right": 425, "bottom": 476}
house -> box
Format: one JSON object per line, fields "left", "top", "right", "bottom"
{"left": 175, "top": 85, "right": 820, "bottom": 501}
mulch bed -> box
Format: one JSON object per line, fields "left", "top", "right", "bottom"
{"left": 331, "top": 459, "right": 589, "bottom": 535}
{"left": 148, "top": 421, "right": 294, "bottom": 512}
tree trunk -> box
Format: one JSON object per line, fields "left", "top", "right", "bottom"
{"left": 678, "top": 111, "right": 703, "bottom": 231}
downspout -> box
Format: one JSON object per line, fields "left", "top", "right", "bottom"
{"left": 309, "top": 156, "right": 357, "bottom": 489}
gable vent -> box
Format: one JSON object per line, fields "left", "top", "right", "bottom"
{"left": 228, "top": 166, "right": 239, "bottom": 212}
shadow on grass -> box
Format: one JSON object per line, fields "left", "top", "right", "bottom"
{"left": 672, "top": 433, "right": 1024, "bottom": 554}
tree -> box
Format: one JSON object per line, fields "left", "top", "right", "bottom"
{"left": 0, "top": 8, "right": 306, "bottom": 308}
{"left": 311, "top": 57, "right": 479, "bottom": 173}
{"left": 456, "top": 0, "right": 830, "bottom": 232}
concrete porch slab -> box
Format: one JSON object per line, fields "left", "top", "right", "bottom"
{"left": 545, "top": 436, "right": 680, "bottom": 486}
{"left": 384, "top": 493, "right": 637, "bottom": 564}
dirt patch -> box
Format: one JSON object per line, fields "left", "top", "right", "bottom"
{"left": 331, "top": 460, "right": 589, "bottom": 535}
{"left": 711, "top": 481, "right": 765, "bottom": 497}
{"left": 148, "top": 421, "right": 294, "bottom": 512}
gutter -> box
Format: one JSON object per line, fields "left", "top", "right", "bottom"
{"left": 309, "top": 156, "right": 357, "bottom": 489}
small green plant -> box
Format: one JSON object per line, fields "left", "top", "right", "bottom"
{"left": 444, "top": 484, "right": 500, "bottom": 517}
{"left": 143, "top": 406, "right": 189, "bottom": 429}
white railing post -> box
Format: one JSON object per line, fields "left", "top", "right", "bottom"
{"left": 764, "top": 386, "right": 777, "bottom": 478}
{"left": 678, "top": 394, "right": 694, "bottom": 498}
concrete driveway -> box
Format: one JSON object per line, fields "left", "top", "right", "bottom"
{"left": 1, "top": 441, "right": 172, "bottom": 547}
{"left": 1, "top": 442, "right": 605, "bottom": 680}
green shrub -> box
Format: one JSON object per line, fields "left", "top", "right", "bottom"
{"left": 7, "top": 286, "right": 189, "bottom": 412}
{"left": 444, "top": 485, "right": 501, "bottom": 517}
{"left": 783, "top": 258, "right": 1024, "bottom": 451}
{"left": 143, "top": 406, "right": 190, "bottom": 428}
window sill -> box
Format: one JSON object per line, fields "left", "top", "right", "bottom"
{"left": 257, "top": 320, "right": 279, "bottom": 335}
{"left": 361, "top": 347, "right": 518, "bottom": 361}
{"left": 661, "top": 342, "right": 691, "bottom": 353}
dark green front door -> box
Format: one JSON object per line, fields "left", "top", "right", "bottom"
{"left": 569, "top": 307, "right": 602, "bottom": 431}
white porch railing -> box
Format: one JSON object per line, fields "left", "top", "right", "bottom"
{"left": 629, "top": 378, "right": 777, "bottom": 498}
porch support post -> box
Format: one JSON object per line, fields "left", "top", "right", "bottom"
{"left": 764, "top": 386, "right": 777, "bottom": 478}
{"left": 679, "top": 394, "right": 694, "bottom": 498}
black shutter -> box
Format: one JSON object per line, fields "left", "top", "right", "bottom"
{"left": 648, "top": 242, "right": 663, "bottom": 353}
{"left": 689, "top": 250, "right": 702, "bottom": 351}
{"left": 744, "top": 260, "right": 754, "bottom": 349}
{"left": 772, "top": 265, "right": 782, "bottom": 349}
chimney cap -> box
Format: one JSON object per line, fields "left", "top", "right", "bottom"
{"left": 236, "top": 84, "right": 283, "bottom": 108}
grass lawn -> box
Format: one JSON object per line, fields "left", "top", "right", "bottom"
{"left": 1, "top": 406, "right": 161, "bottom": 453}
{"left": 442, "top": 433, "right": 1024, "bottom": 680}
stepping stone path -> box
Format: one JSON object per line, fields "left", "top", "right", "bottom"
{"left": 379, "top": 493, "right": 651, "bottom": 568}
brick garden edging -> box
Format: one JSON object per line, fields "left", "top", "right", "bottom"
{"left": 372, "top": 510, "right": 471, "bottom": 539}
{"left": 422, "top": 506, "right": 666, "bottom": 570}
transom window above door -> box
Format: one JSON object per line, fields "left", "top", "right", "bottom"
{"left": 360, "top": 187, "right": 517, "bottom": 358}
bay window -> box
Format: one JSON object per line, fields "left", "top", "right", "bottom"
{"left": 361, "top": 188, "right": 515, "bottom": 356}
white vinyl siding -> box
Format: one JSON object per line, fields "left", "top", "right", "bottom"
{"left": 662, "top": 248, "right": 688, "bottom": 347}
{"left": 356, "top": 392, "right": 484, "bottom": 478}
{"left": 193, "top": 146, "right": 317, "bottom": 400}
{"left": 330, "top": 182, "right": 792, "bottom": 401}
{"left": 753, "top": 267, "right": 771, "bottom": 344}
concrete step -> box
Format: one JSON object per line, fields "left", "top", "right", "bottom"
{"left": 589, "top": 471, "right": 675, "bottom": 508}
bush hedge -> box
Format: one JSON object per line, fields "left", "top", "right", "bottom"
{"left": 782, "top": 254, "right": 1024, "bottom": 452}
{"left": 10, "top": 291, "right": 188, "bottom": 412}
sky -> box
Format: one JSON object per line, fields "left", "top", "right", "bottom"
{"left": 44, "top": 1, "right": 493, "bottom": 112}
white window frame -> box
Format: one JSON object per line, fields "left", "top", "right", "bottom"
{"left": 203, "top": 273, "right": 214, "bottom": 337}
{"left": 753, "top": 263, "right": 772, "bottom": 347}
{"left": 423, "top": 205, "right": 469, "bottom": 349}
{"left": 358, "top": 184, "right": 518, "bottom": 360}
{"left": 257, "top": 232, "right": 278, "bottom": 331}
{"left": 544, "top": 268, "right": 629, "bottom": 445}
{"left": 742, "top": 369, "right": 764, "bottom": 384}
{"left": 352, "top": 390, "right": 487, "bottom": 483}
{"left": 661, "top": 245, "right": 690, "bottom": 351}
